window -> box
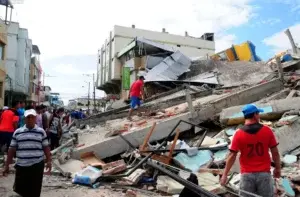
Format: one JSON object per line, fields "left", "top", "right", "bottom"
{"left": 0, "top": 43, "right": 4, "bottom": 60}
{"left": 177, "top": 44, "right": 181, "bottom": 47}
{"left": 0, "top": 82, "right": 3, "bottom": 98}
{"left": 32, "top": 82, "right": 36, "bottom": 94}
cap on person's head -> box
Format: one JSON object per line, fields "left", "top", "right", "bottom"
{"left": 24, "top": 109, "right": 37, "bottom": 117}
{"left": 3, "top": 106, "right": 8, "bottom": 110}
{"left": 139, "top": 76, "right": 145, "bottom": 80}
{"left": 242, "top": 104, "right": 264, "bottom": 116}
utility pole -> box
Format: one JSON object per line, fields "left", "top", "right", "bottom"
{"left": 93, "top": 73, "right": 96, "bottom": 113}
{"left": 88, "top": 82, "right": 90, "bottom": 115}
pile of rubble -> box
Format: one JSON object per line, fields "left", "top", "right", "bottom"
{"left": 44, "top": 56, "right": 300, "bottom": 197}
{"left": 4, "top": 29, "right": 300, "bottom": 197}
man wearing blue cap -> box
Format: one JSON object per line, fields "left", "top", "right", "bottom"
{"left": 220, "top": 104, "right": 281, "bottom": 197}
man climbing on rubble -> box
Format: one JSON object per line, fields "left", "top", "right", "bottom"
{"left": 127, "top": 75, "right": 145, "bottom": 121}
{"left": 220, "top": 104, "right": 281, "bottom": 197}
{"left": 3, "top": 107, "right": 51, "bottom": 197}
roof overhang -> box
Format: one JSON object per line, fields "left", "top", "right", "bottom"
{"left": 117, "top": 37, "right": 175, "bottom": 59}
{"left": 0, "top": 0, "right": 14, "bottom": 8}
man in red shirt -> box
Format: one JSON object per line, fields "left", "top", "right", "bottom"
{"left": 127, "top": 76, "right": 145, "bottom": 121}
{"left": 220, "top": 104, "right": 281, "bottom": 197}
{"left": 0, "top": 101, "right": 20, "bottom": 152}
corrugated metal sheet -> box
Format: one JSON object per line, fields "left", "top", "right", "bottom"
{"left": 185, "top": 72, "right": 219, "bottom": 84}
{"left": 136, "top": 37, "right": 175, "bottom": 53}
{"left": 145, "top": 51, "right": 191, "bottom": 82}
{"left": 118, "top": 37, "right": 175, "bottom": 58}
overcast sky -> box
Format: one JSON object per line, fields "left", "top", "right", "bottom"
{"left": 0, "top": 0, "right": 300, "bottom": 104}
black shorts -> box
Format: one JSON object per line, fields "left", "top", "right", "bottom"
{"left": 50, "top": 132, "right": 60, "bottom": 150}
{"left": 14, "top": 161, "right": 45, "bottom": 197}
{"left": 0, "top": 132, "right": 13, "bottom": 152}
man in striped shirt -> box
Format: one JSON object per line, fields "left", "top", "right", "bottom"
{"left": 3, "top": 108, "right": 52, "bottom": 197}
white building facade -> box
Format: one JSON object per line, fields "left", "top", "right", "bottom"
{"left": 97, "top": 25, "right": 215, "bottom": 91}
{"left": 5, "top": 22, "right": 32, "bottom": 102}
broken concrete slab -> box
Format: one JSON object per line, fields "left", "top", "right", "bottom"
{"left": 156, "top": 176, "right": 184, "bottom": 194}
{"left": 276, "top": 115, "right": 299, "bottom": 127}
{"left": 73, "top": 79, "right": 283, "bottom": 159}
{"left": 53, "top": 159, "right": 84, "bottom": 178}
{"left": 283, "top": 155, "right": 297, "bottom": 166}
{"left": 275, "top": 119, "right": 300, "bottom": 155}
{"left": 79, "top": 89, "right": 212, "bottom": 127}
{"left": 220, "top": 97, "right": 300, "bottom": 126}
{"left": 257, "top": 88, "right": 290, "bottom": 104}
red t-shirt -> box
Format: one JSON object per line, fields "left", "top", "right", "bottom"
{"left": 130, "top": 80, "right": 144, "bottom": 97}
{"left": 230, "top": 123, "right": 278, "bottom": 174}
{"left": 0, "top": 109, "right": 19, "bottom": 132}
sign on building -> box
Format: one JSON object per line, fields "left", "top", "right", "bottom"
{"left": 122, "top": 67, "right": 130, "bottom": 90}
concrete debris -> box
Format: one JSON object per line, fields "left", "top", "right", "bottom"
{"left": 220, "top": 97, "right": 300, "bottom": 126}
{"left": 156, "top": 176, "right": 184, "bottom": 194}
{"left": 276, "top": 115, "right": 299, "bottom": 126}
{"left": 7, "top": 48, "right": 300, "bottom": 197}
{"left": 102, "top": 160, "right": 127, "bottom": 175}
{"left": 173, "top": 150, "right": 213, "bottom": 172}
{"left": 122, "top": 169, "right": 146, "bottom": 185}
{"left": 283, "top": 155, "right": 298, "bottom": 166}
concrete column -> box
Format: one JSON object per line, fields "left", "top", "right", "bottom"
{"left": 185, "top": 87, "right": 196, "bottom": 119}
{"left": 276, "top": 57, "right": 284, "bottom": 81}
{"left": 284, "top": 29, "right": 298, "bottom": 54}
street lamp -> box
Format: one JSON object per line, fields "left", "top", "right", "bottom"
{"left": 83, "top": 73, "right": 96, "bottom": 113}
{"left": 83, "top": 81, "right": 90, "bottom": 114}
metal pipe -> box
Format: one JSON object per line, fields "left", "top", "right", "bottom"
{"left": 140, "top": 146, "right": 227, "bottom": 154}
{"left": 145, "top": 160, "right": 219, "bottom": 197}
{"left": 51, "top": 138, "right": 74, "bottom": 155}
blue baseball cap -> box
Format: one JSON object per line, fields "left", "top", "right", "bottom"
{"left": 242, "top": 104, "right": 264, "bottom": 116}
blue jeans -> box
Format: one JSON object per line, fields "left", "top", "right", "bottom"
{"left": 130, "top": 96, "right": 141, "bottom": 109}
{"left": 240, "top": 172, "right": 274, "bottom": 197}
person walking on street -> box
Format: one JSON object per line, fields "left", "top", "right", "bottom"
{"left": 220, "top": 104, "right": 281, "bottom": 197}
{"left": 49, "top": 108, "right": 64, "bottom": 150}
{"left": 35, "top": 105, "right": 43, "bottom": 128}
{"left": 17, "top": 101, "right": 25, "bottom": 128}
{"left": 127, "top": 76, "right": 145, "bottom": 121}
{"left": 3, "top": 108, "right": 52, "bottom": 197}
{"left": 0, "top": 101, "right": 20, "bottom": 153}
{"left": 41, "top": 105, "right": 51, "bottom": 138}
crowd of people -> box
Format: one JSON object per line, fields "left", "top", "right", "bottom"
{"left": 0, "top": 101, "right": 74, "bottom": 152}
{"left": 0, "top": 101, "right": 86, "bottom": 196}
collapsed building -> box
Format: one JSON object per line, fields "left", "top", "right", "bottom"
{"left": 48, "top": 28, "right": 300, "bottom": 197}
{"left": 4, "top": 26, "right": 300, "bottom": 197}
